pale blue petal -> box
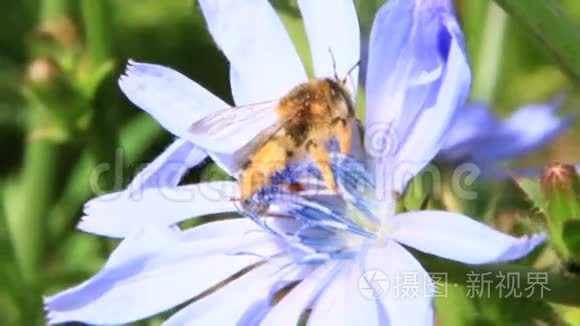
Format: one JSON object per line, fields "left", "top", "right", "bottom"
{"left": 364, "top": 0, "right": 414, "bottom": 134}
{"left": 440, "top": 99, "right": 573, "bottom": 165}
{"left": 362, "top": 241, "right": 434, "bottom": 326}
{"left": 127, "top": 139, "right": 206, "bottom": 194}
{"left": 391, "top": 211, "right": 546, "bottom": 264}
{"left": 118, "top": 61, "right": 247, "bottom": 176}
{"left": 261, "top": 261, "right": 342, "bottom": 325}
{"left": 118, "top": 61, "right": 229, "bottom": 137}
{"left": 307, "top": 263, "right": 351, "bottom": 326}
{"left": 365, "top": 0, "right": 470, "bottom": 194}
{"left": 198, "top": 0, "right": 307, "bottom": 105}
{"left": 164, "top": 257, "right": 310, "bottom": 326}
{"left": 298, "top": 0, "right": 360, "bottom": 94}
{"left": 78, "top": 182, "right": 238, "bottom": 238}
{"left": 46, "top": 222, "right": 281, "bottom": 325}
{"left": 390, "top": 13, "right": 470, "bottom": 192}
{"left": 469, "top": 101, "right": 573, "bottom": 164}
{"left": 308, "top": 253, "right": 385, "bottom": 325}
{"left": 439, "top": 102, "right": 500, "bottom": 161}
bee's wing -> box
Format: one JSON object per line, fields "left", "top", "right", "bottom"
{"left": 186, "top": 100, "right": 281, "bottom": 153}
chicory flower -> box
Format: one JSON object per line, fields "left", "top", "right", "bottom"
{"left": 45, "top": 0, "right": 546, "bottom": 325}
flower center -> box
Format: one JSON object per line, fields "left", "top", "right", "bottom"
{"left": 239, "top": 153, "right": 399, "bottom": 262}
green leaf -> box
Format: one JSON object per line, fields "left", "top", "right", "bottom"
{"left": 513, "top": 177, "right": 573, "bottom": 261}
{"left": 200, "top": 163, "right": 231, "bottom": 182}
{"left": 435, "top": 286, "right": 477, "bottom": 325}
{"left": 492, "top": 0, "right": 580, "bottom": 82}
{"left": 513, "top": 177, "right": 546, "bottom": 214}
{"left": 563, "top": 220, "right": 580, "bottom": 262}
{"left": 414, "top": 250, "right": 580, "bottom": 307}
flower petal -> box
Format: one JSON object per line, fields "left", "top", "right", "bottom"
{"left": 307, "top": 263, "right": 350, "bottom": 325}
{"left": 439, "top": 98, "right": 573, "bottom": 165}
{"left": 438, "top": 102, "right": 501, "bottom": 162}
{"left": 308, "top": 258, "right": 386, "bottom": 325}
{"left": 119, "top": 61, "right": 229, "bottom": 138}
{"left": 365, "top": 0, "right": 471, "bottom": 194}
{"left": 391, "top": 211, "right": 546, "bottom": 264}
{"left": 198, "top": 0, "right": 307, "bottom": 105}
{"left": 298, "top": 0, "right": 360, "bottom": 93}
{"left": 45, "top": 221, "right": 281, "bottom": 325}
{"left": 362, "top": 241, "right": 435, "bottom": 326}
{"left": 261, "top": 261, "right": 342, "bottom": 325}
{"left": 164, "top": 257, "right": 311, "bottom": 326}
{"left": 127, "top": 138, "right": 206, "bottom": 194}
{"left": 78, "top": 182, "right": 238, "bottom": 238}
{"left": 469, "top": 100, "right": 573, "bottom": 164}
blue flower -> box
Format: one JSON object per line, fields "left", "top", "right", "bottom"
{"left": 438, "top": 97, "right": 573, "bottom": 175}
{"left": 45, "top": 0, "right": 545, "bottom": 325}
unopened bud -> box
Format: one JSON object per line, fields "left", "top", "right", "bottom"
{"left": 540, "top": 163, "right": 579, "bottom": 197}
{"left": 34, "top": 18, "right": 79, "bottom": 49}
{"left": 26, "top": 57, "right": 62, "bottom": 86}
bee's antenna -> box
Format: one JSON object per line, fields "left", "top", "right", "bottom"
{"left": 328, "top": 48, "right": 339, "bottom": 81}
{"left": 342, "top": 60, "right": 360, "bottom": 83}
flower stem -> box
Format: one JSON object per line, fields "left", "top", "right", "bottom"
{"left": 5, "top": 0, "right": 68, "bottom": 286}
{"left": 48, "top": 115, "right": 163, "bottom": 245}
{"left": 40, "top": 0, "right": 69, "bottom": 22}
{"left": 81, "top": 0, "right": 113, "bottom": 65}
{"left": 471, "top": 2, "right": 507, "bottom": 101}
{"left": 7, "top": 138, "right": 58, "bottom": 284}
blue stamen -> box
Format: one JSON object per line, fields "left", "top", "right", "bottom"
{"left": 239, "top": 154, "right": 385, "bottom": 264}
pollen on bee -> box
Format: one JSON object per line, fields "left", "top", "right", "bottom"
{"left": 286, "top": 182, "right": 305, "bottom": 193}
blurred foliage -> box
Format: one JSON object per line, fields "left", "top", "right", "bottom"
{"left": 0, "top": 0, "right": 579, "bottom": 325}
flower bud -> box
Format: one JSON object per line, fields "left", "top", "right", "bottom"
{"left": 539, "top": 163, "right": 580, "bottom": 261}
{"left": 540, "top": 163, "right": 580, "bottom": 197}
{"left": 33, "top": 18, "right": 79, "bottom": 49}
{"left": 26, "top": 57, "right": 62, "bottom": 86}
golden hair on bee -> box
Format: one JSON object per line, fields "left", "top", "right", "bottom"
{"left": 238, "top": 76, "right": 356, "bottom": 205}
{"left": 188, "top": 57, "right": 360, "bottom": 211}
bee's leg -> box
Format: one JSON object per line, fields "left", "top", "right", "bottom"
{"left": 307, "top": 141, "right": 337, "bottom": 192}
{"left": 239, "top": 139, "right": 288, "bottom": 202}
{"left": 332, "top": 118, "right": 352, "bottom": 155}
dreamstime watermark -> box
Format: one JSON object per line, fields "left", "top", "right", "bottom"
{"left": 357, "top": 270, "right": 550, "bottom": 300}
{"left": 364, "top": 122, "right": 400, "bottom": 159}
{"left": 87, "top": 140, "right": 482, "bottom": 204}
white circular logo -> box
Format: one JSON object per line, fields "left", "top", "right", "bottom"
{"left": 358, "top": 269, "right": 389, "bottom": 299}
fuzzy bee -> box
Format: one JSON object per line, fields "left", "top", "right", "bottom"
{"left": 188, "top": 68, "right": 358, "bottom": 207}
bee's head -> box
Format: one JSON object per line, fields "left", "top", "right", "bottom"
{"left": 325, "top": 49, "right": 359, "bottom": 119}
{"left": 326, "top": 78, "right": 355, "bottom": 120}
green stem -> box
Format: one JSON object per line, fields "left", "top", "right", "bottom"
{"left": 492, "top": 0, "right": 580, "bottom": 82}
{"left": 40, "top": 0, "right": 69, "bottom": 22}
{"left": 81, "top": 0, "right": 113, "bottom": 65}
{"left": 416, "top": 251, "right": 580, "bottom": 306}
{"left": 48, "top": 115, "right": 163, "bottom": 244}
{"left": 119, "top": 114, "right": 164, "bottom": 156}
{"left": 457, "top": 0, "right": 487, "bottom": 58}
{"left": 472, "top": 2, "right": 508, "bottom": 101}
{"left": 7, "top": 139, "right": 58, "bottom": 283}
{"left": 47, "top": 153, "right": 95, "bottom": 238}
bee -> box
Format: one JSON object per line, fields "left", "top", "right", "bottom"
{"left": 188, "top": 63, "right": 358, "bottom": 208}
